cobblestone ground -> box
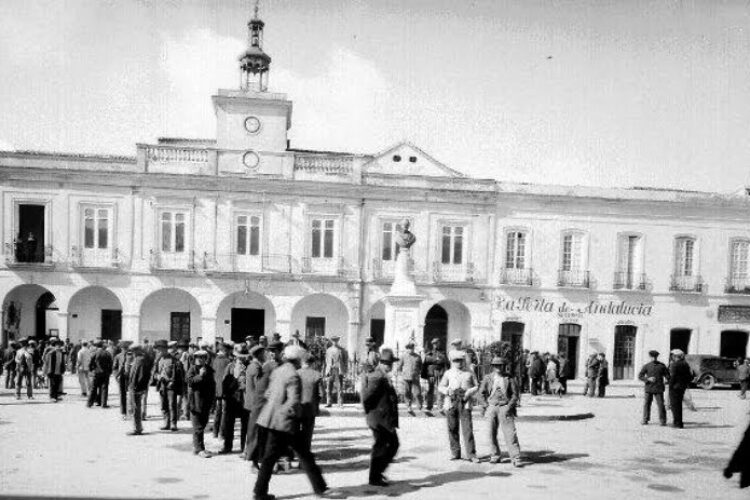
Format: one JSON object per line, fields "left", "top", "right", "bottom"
{"left": 0, "top": 376, "right": 748, "bottom": 500}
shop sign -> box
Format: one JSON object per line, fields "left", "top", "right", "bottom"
{"left": 494, "top": 296, "right": 653, "bottom": 316}
{"left": 717, "top": 305, "right": 750, "bottom": 323}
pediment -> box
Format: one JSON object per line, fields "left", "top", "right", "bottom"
{"left": 363, "top": 142, "right": 464, "bottom": 178}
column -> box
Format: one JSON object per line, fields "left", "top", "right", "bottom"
{"left": 121, "top": 313, "right": 140, "bottom": 342}
{"left": 201, "top": 317, "right": 216, "bottom": 345}
{"left": 347, "top": 321, "right": 360, "bottom": 354}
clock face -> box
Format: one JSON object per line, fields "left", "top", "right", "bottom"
{"left": 244, "top": 116, "right": 261, "bottom": 134}
{"left": 242, "top": 150, "right": 260, "bottom": 170}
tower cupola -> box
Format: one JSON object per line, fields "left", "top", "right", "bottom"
{"left": 239, "top": 1, "right": 272, "bottom": 92}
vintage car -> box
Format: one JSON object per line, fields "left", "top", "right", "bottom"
{"left": 684, "top": 355, "right": 740, "bottom": 390}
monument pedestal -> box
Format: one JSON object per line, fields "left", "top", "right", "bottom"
{"left": 383, "top": 249, "right": 424, "bottom": 351}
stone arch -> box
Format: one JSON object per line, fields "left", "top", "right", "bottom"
{"left": 139, "top": 288, "right": 202, "bottom": 343}
{"left": 215, "top": 291, "right": 276, "bottom": 344}
{"left": 68, "top": 286, "right": 123, "bottom": 343}
{"left": 423, "top": 299, "right": 471, "bottom": 349}
{"left": 2, "top": 284, "right": 59, "bottom": 342}
{"left": 291, "top": 293, "right": 349, "bottom": 348}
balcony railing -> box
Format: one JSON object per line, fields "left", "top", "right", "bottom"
{"left": 670, "top": 274, "right": 706, "bottom": 293}
{"left": 70, "top": 246, "right": 122, "bottom": 269}
{"left": 4, "top": 241, "right": 54, "bottom": 267}
{"left": 301, "top": 256, "right": 357, "bottom": 278}
{"left": 558, "top": 269, "right": 590, "bottom": 288}
{"left": 613, "top": 272, "right": 648, "bottom": 291}
{"left": 432, "top": 262, "right": 474, "bottom": 283}
{"left": 146, "top": 146, "right": 208, "bottom": 164}
{"left": 150, "top": 250, "right": 195, "bottom": 272}
{"left": 725, "top": 276, "right": 750, "bottom": 294}
{"left": 293, "top": 154, "right": 353, "bottom": 175}
{"left": 499, "top": 267, "right": 533, "bottom": 286}
{"left": 206, "top": 253, "right": 292, "bottom": 274}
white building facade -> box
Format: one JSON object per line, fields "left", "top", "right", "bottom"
{"left": 2, "top": 13, "right": 750, "bottom": 380}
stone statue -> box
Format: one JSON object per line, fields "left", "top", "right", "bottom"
{"left": 395, "top": 219, "right": 416, "bottom": 250}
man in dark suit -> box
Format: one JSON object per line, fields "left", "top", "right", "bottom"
{"left": 422, "top": 338, "right": 448, "bottom": 412}
{"left": 253, "top": 345, "right": 328, "bottom": 500}
{"left": 43, "top": 339, "right": 66, "bottom": 401}
{"left": 668, "top": 349, "right": 692, "bottom": 429}
{"left": 88, "top": 340, "right": 114, "bottom": 408}
{"left": 362, "top": 348, "right": 399, "bottom": 487}
{"left": 583, "top": 353, "right": 600, "bottom": 397}
{"left": 638, "top": 350, "right": 670, "bottom": 426}
{"left": 243, "top": 345, "right": 266, "bottom": 466}
{"left": 298, "top": 351, "right": 323, "bottom": 453}
{"left": 127, "top": 345, "right": 151, "bottom": 436}
{"left": 219, "top": 344, "right": 250, "bottom": 454}
{"left": 211, "top": 342, "right": 233, "bottom": 438}
{"left": 187, "top": 350, "right": 216, "bottom": 458}
{"left": 113, "top": 341, "right": 132, "bottom": 419}
{"left": 157, "top": 341, "right": 185, "bottom": 431}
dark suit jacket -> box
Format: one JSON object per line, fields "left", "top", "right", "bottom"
{"left": 256, "top": 361, "right": 302, "bottom": 434}
{"left": 362, "top": 367, "right": 399, "bottom": 432}
{"left": 669, "top": 359, "right": 693, "bottom": 390}
{"left": 89, "top": 349, "right": 113, "bottom": 376}
{"left": 244, "top": 359, "right": 263, "bottom": 411}
{"left": 479, "top": 373, "right": 519, "bottom": 410}
{"left": 638, "top": 361, "right": 670, "bottom": 393}
{"left": 128, "top": 355, "right": 151, "bottom": 392}
{"left": 298, "top": 366, "right": 322, "bottom": 419}
{"left": 187, "top": 365, "right": 216, "bottom": 415}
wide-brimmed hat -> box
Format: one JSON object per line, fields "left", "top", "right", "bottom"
{"left": 365, "top": 336, "right": 376, "bottom": 344}
{"left": 194, "top": 350, "right": 209, "bottom": 358}
{"left": 379, "top": 348, "right": 397, "bottom": 365}
{"left": 330, "top": 335, "right": 341, "bottom": 341}
{"left": 648, "top": 350, "right": 659, "bottom": 357}
{"left": 268, "top": 341, "right": 284, "bottom": 351}
{"left": 283, "top": 345, "right": 306, "bottom": 361}
{"left": 405, "top": 341, "right": 415, "bottom": 348}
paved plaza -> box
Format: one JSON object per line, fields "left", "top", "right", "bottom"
{"left": 0, "top": 376, "right": 748, "bottom": 500}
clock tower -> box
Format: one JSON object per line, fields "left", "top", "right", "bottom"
{"left": 212, "top": 1, "right": 292, "bottom": 174}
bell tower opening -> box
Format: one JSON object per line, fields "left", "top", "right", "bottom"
{"left": 239, "top": 0, "right": 272, "bottom": 92}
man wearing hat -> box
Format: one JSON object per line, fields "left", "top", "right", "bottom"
{"left": 252, "top": 341, "right": 284, "bottom": 467}
{"left": 113, "top": 341, "right": 133, "bottom": 418}
{"left": 397, "top": 341, "right": 423, "bottom": 413}
{"left": 15, "top": 339, "right": 35, "bottom": 400}
{"left": 127, "top": 344, "right": 151, "bottom": 435}
{"left": 219, "top": 344, "right": 250, "bottom": 454}
{"left": 362, "top": 348, "right": 400, "bottom": 487}
{"left": 88, "top": 340, "right": 113, "bottom": 408}
{"left": 668, "top": 349, "right": 692, "bottom": 429}
{"left": 253, "top": 345, "right": 328, "bottom": 499}
{"left": 244, "top": 344, "right": 266, "bottom": 466}
{"left": 3, "top": 341, "right": 18, "bottom": 389}
{"left": 287, "top": 330, "right": 308, "bottom": 349}
{"left": 422, "top": 338, "right": 448, "bottom": 413}
{"left": 438, "top": 350, "right": 479, "bottom": 462}
{"left": 638, "top": 350, "right": 670, "bottom": 426}
{"left": 324, "top": 335, "right": 348, "bottom": 408}
{"left": 157, "top": 341, "right": 185, "bottom": 431}
{"left": 364, "top": 337, "right": 380, "bottom": 372}
{"left": 44, "top": 339, "right": 66, "bottom": 401}
{"left": 211, "top": 342, "right": 233, "bottom": 438}
{"left": 76, "top": 341, "right": 92, "bottom": 397}
{"left": 480, "top": 357, "right": 521, "bottom": 466}
{"left": 596, "top": 353, "right": 609, "bottom": 398}
{"left": 186, "top": 350, "right": 216, "bottom": 457}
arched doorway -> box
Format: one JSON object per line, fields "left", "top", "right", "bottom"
{"left": 216, "top": 291, "right": 275, "bottom": 344}
{"left": 368, "top": 300, "right": 385, "bottom": 349}
{"left": 614, "top": 325, "right": 637, "bottom": 380}
{"left": 140, "top": 289, "right": 201, "bottom": 343}
{"left": 558, "top": 323, "right": 580, "bottom": 377}
{"left": 2, "top": 284, "right": 57, "bottom": 342}
{"left": 423, "top": 304, "right": 447, "bottom": 350}
{"left": 68, "top": 287, "right": 123, "bottom": 343}
{"left": 670, "top": 328, "right": 691, "bottom": 354}
{"left": 424, "top": 300, "right": 471, "bottom": 351}
{"left": 291, "top": 294, "right": 349, "bottom": 346}
{"left": 720, "top": 330, "right": 748, "bottom": 359}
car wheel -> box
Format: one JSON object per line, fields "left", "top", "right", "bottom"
{"left": 699, "top": 374, "right": 715, "bottom": 390}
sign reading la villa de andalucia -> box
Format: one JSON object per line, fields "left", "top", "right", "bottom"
{"left": 494, "top": 296, "right": 653, "bottom": 316}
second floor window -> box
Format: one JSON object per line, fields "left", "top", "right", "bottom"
{"left": 441, "top": 226, "right": 464, "bottom": 265}
{"left": 731, "top": 240, "right": 749, "bottom": 279}
{"left": 311, "top": 218, "right": 334, "bottom": 258}
{"left": 382, "top": 222, "right": 399, "bottom": 261}
{"left": 236, "top": 215, "right": 260, "bottom": 256}
{"left": 84, "top": 207, "right": 110, "bottom": 249}
{"left": 161, "top": 211, "right": 186, "bottom": 253}
{"left": 674, "top": 237, "right": 695, "bottom": 277}
{"left": 506, "top": 231, "right": 526, "bottom": 269}
{"left": 561, "top": 233, "right": 583, "bottom": 271}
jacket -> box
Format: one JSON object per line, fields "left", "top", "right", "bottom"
{"left": 422, "top": 350, "right": 448, "bottom": 378}
{"left": 244, "top": 359, "right": 264, "bottom": 411}
{"left": 77, "top": 347, "right": 92, "bottom": 372}
{"left": 638, "top": 361, "right": 670, "bottom": 393}
{"left": 361, "top": 366, "right": 399, "bottom": 432}
{"left": 89, "top": 349, "right": 113, "bottom": 376}
{"left": 298, "top": 365, "right": 322, "bottom": 418}
{"left": 221, "top": 359, "right": 246, "bottom": 405}
{"left": 157, "top": 354, "right": 185, "bottom": 393}
{"left": 113, "top": 352, "right": 129, "bottom": 383}
{"left": 187, "top": 364, "right": 216, "bottom": 415}
{"left": 256, "top": 361, "right": 302, "bottom": 434}
{"left": 597, "top": 359, "right": 609, "bottom": 386}
{"left": 128, "top": 355, "right": 151, "bottom": 392}
{"left": 585, "top": 356, "right": 600, "bottom": 378}
{"left": 2, "top": 347, "right": 16, "bottom": 370}
{"left": 397, "top": 352, "right": 422, "bottom": 381}
{"left": 324, "top": 345, "right": 348, "bottom": 376}
{"left": 43, "top": 348, "right": 66, "bottom": 376}
{"left": 530, "top": 357, "right": 546, "bottom": 378}
{"left": 15, "top": 349, "right": 34, "bottom": 374}
{"left": 212, "top": 353, "right": 231, "bottom": 398}
{"left": 738, "top": 363, "right": 750, "bottom": 382}
{"left": 668, "top": 359, "right": 693, "bottom": 390}
{"left": 479, "top": 373, "right": 519, "bottom": 411}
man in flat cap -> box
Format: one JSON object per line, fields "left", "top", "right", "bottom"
{"left": 219, "top": 344, "right": 250, "bottom": 454}
{"left": 44, "top": 339, "right": 66, "bottom": 402}
{"left": 127, "top": 344, "right": 151, "bottom": 436}
{"left": 480, "top": 357, "right": 522, "bottom": 466}
{"left": 253, "top": 345, "right": 329, "bottom": 499}
{"left": 638, "top": 350, "right": 670, "bottom": 426}
{"left": 187, "top": 350, "right": 215, "bottom": 457}
{"left": 362, "top": 348, "right": 400, "bottom": 487}
{"left": 211, "top": 342, "right": 233, "bottom": 438}
{"left": 397, "top": 341, "right": 423, "bottom": 413}
{"left": 422, "top": 338, "right": 448, "bottom": 413}
{"left": 88, "top": 340, "right": 113, "bottom": 408}
{"left": 438, "top": 350, "right": 479, "bottom": 462}
{"left": 113, "top": 342, "right": 134, "bottom": 419}
{"left": 364, "top": 337, "right": 380, "bottom": 372}
{"left": 244, "top": 344, "right": 266, "bottom": 467}
{"left": 324, "top": 335, "right": 348, "bottom": 408}
{"left": 157, "top": 341, "right": 185, "bottom": 431}
{"left": 668, "top": 349, "right": 692, "bottom": 429}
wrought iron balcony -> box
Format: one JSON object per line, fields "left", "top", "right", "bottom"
{"left": 301, "top": 256, "right": 357, "bottom": 278}
{"left": 205, "top": 253, "right": 292, "bottom": 274}
{"left": 4, "top": 241, "right": 54, "bottom": 268}
{"left": 613, "top": 272, "right": 648, "bottom": 291}
{"left": 432, "top": 262, "right": 474, "bottom": 283}
{"left": 670, "top": 274, "right": 706, "bottom": 293}
{"left": 557, "top": 269, "right": 591, "bottom": 288}
{"left": 70, "top": 246, "right": 122, "bottom": 270}
{"left": 499, "top": 267, "right": 533, "bottom": 286}
{"left": 725, "top": 276, "right": 750, "bottom": 294}
{"left": 150, "top": 249, "right": 195, "bottom": 272}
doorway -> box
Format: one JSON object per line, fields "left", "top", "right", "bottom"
{"left": 170, "top": 312, "right": 190, "bottom": 342}
{"left": 558, "top": 323, "right": 581, "bottom": 377}
{"left": 101, "top": 310, "right": 122, "bottom": 341}
{"left": 423, "top": 305, "right": 448, "bottom": 350}
{"left": 17, "top": 204, "right": 45, "bottom": 263}
{"left": 670, "top": 328, "right": 691, "bottom": 354}
{"left": 305, "top": 316, "right": 325, "bottom": 340}
{"left": 370, "top": 319, "right": 385, "bottom": 348}
{"left": 501, "top": 321, "right": 525, "bottom": 354}
{"left": 231, "top": 308, "right": 265, "bottom": 344}
{"left": 36, "top": 292, "right": 56, "bottom": 338}
{"left": 720, "top": 330, "right": 748, "bottom": 359}
{"left": 614, "top": 325, "right": 637, "bottom": 380}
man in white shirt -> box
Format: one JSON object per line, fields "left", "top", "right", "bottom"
{"left": 324, "top": 335, "right": 348, "bottom": 408}
{"left": 77, "top": 341, "right": 92, "bottom": 396}
{"left": 438, "top": 350, "right": 479, "bottom": 462}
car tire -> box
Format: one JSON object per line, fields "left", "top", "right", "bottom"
{"left": 699, "top": 374, "right": 715, "bottom": 390}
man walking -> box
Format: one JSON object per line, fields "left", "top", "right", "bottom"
{"left": 668, "top": 349, "right": 692, "bottom": 429}
{"left": 244, "top": 344, "right": 266, "bottom": 467}
{"left": 127, "top": 345, "right": 151, "bottom": 436}
{"left": 44, "top": 339, "right": 66, "bottom": 401}
{"left": 639, "top": 350, "right": 670, "bottom": 426}
{"left": 187, "top": 350, "right": 215, "bottom": 458}
{"left": 88, "top": 340, "right": 113, "bottom": 408}
{"left": 113, "top": 342, "right": 132, "bottom": 419}
{"left": 298, "top": 351, "right": 322, "bottom": 453}
{"left": 362, "top": 348, "right": 399, "bottom": 487}
{"left": 324, "top": 335, "right": 347, "bottom": 408}
{"left": 253, "top": 346, "right": 328, "bottom": 500}
{"left": 529, "top": 351, "right": 545, "bottom": 396}
{"left": 480, "top": 357, "right": 522, "bottom": 467}
{"left": 219, "top": 344, "right": 250, "bottom": 454}
{"left": 596, "top": 353, "right": 609, "bottom": 398}
{"left": 438, "top": 350, "right": 479, "bottom": 462}
{"left": 397, "top": 341, "right": 423, "bottom": 413}
{"left": 422, "top": 338, "right": 448, "bottom": 413}
{"left": 157, "top": 341, "right": 184, "bottom": 431}
{"left": 15, "top": 339, "right": 34, "bottom": 400}
{"left": 738, "top": 358, "right": 750, "bottom": 399}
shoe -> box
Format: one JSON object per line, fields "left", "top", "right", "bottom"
{"left": 469, "top": 456, "right": 481, "bottom": 463}
{"left": 672, "top": 424, "right": 684, "bottom": 429}
{"left": 171, "top": 426, "right": 178, "bottom": 432}
{"left": 449, "top": 455, "right": 461, "bottom": 461}
{"left": 160, "top": 426, "right": 170, "bottom": 431}
{"left": 197, "top": 450, "right": 213, "bottom": 458}
{"left": 325, "top": 403, "right": 332, "bottom": 408}
{"left": 641, "top": 421, "right": 648, "bottom": 425}
{"left": 368, "top": 478, "right": 389, "bottom": 487}
{"left": 127, "top": 431, "right": 143, "bottom": 436}
{"left": 512, "top": 458, "right": 523, "bottom": 468}
{"left": 81, "top": 393, "right": 87, "bottom": 397}
{"left": 489, "top": 456, "right": 500, "bottom": 464}
{"left": 252, "top": 495, "right": 276, "bottom": 500}
{"left": 218, "top": 449, "right": 232, "bottom": 455}
{"left": 28, "top": 396, "right": 34, "bottom": 400}
{"left": 60, "top": 392, "right": 67, "bottom": 395}
{"left": 102, "top": 405, "right": 110, "bottom": 409}
{"left": 659, "top": 422, "right": 667, "bottom": 427}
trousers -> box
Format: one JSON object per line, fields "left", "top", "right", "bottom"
{"left": 213, "top": 399, "right": 225, "bottom": 437}
{"left": 48, "top": 374, "right": 63, "bottom": 399}
{"left": 221, "top": 399, "right": 249, "bottom": 452}
{"left": 5, "top": 367, "right": 16, "bottom": 388}
{"left": 88, "top": 374, "right": 109, "bottom": 407}
{"left": 669, "top": 388, "right": 685, "bottom": 427}
{"left": 369, "top": 425, "right": 399, "bottom": 483}
{"left": 244, "top": 407, "right": 263, "bottom": 465}
{"left": 326, "top": 372, "right": 343, "bottom": 406}
{"left": 119, "top": 379, "right": 129, "bottom": 415}
{"left": 191, "top": 412, "right": 210, "bottom": 453}
{"left": 254, "top": 428, "right": 327, "bottom": 497}
{"left": 403, "top": 379, "right": 423, "bottom": 409}
{"left": 15, "top": 371, "right": 33, "bottom": 398}
{"left": 425, "top": 375, "right": 444, "bottom": 411}
{"left": 160, "top": 388, "right": 179, "bottom": 427}
{"left": 486, "top": 405, "right": 521, "bottom": 460}
{"left": 446, "top": 402, "right": 476, "bottom": 458}
{"left": 643, "top": 392, "right": 666, "bottom": 424}
{"left": 78, "top": 370, "right": 89, "bottom": 395}
{"left": 130, "top": 390, "right": 146, "bottom": 433}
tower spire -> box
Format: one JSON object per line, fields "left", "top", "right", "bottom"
{"left": 239, "top": 0, "right": 271, "bottom": 92}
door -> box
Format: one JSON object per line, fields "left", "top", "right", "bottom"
{"left": 558, "top": 323, "right": 581, "bottom": 377}
{"left": 614, "top": 325, "right": 637, "bottom": 380}
{"left": 370, "top": 319, "right": 385, "bottom": 348}
{"left": 18, "top": 204, "right": 45, "bottom": 263}
{"left": 670, "top": 328, "right": 691, "bottom": 354}
{"left": 423, "top": 305, "right": 448, "bottom": 350}
{"left": 305, "top": 317, "right": 325, "bottom": 341}
{"left": 101, "top": 310, "right": 122, "bottom": 341}
{"left": 720, "top": 330, "right": 749, "bottom": 359}
{"left": 501, "top": 321, "right": 525, "bottom": 355}
{"left": 82, "top": 207, "right": 112, "bottom": 267}
{"left": 170, "top": 312, "right": 190, "bottom": 342}
{"left": 231, "top": 308, "right": 265, "bottom": 344}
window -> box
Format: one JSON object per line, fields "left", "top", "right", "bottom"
{"left": 506, "top": 231, "right": 527, "bottom": 269}
{"left": 674, "top": 237, "right": 695, "bottom": 277}
{"left": 616, "top": 234, "right": 644, "bottom": 288}
{"left": 561, "top": 233, "right": 583, "bottom": 272}
{"left": 311, "top": 218, "right": 334, "bottom": 258}
{"left": 382, "top": 222, "right": 396, "bottom": 261}
{"left": 82, "top": 206, "right": 111, "bottom": 250}
{"left": 731, "top": 240, "right": 750, "bottom": 279}
{"left": 160, "top": 211, "right": 187, "bottom": 253}
{"left": 236, "top": 214, "right": 261, "bottom": 256}
{"left": 441, "top": 226, "right": 464, "bottom": 264}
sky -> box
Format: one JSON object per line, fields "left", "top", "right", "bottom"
{"left": 0, "top": 0, "right": 749, "bottom": 192}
